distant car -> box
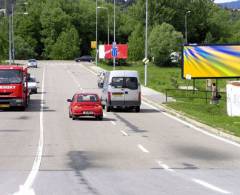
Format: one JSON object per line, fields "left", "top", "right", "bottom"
{"left": 67, "top": 93, "right": 103, "bottom": 120}
{"left": 28, "top": 76, "right": 37, "bottom": 94}
{"left": 27, "top": 59, "right": 38, "bottom": 68}
{"left": 75, "top": 55, "right": 94, "bottom": 62}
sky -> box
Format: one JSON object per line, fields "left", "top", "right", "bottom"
{"left": 215, "top": 0, "right": 238, "bottom": 3}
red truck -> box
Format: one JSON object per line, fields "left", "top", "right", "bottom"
{"left": 0, "top": 65, "right": 30, "bottom": 110}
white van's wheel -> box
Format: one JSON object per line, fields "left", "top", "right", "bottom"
{"left": 135, "top": 106, "right": 140, "bottom": 112}
{"left": 106, "top": 106, "right": 111, "bottom": 112}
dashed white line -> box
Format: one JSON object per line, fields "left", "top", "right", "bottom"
{"left": 121, "top": 130, "right": 128, "bottom": 136}
{"left": 138, "top": 144, "right": 149, "bottom": 153}
{"left": 13, "top": 66, "right": 46, "bottom": 195}
{"left": 192, "top": 179, "right": 231, "bottom": 194}
{"left": 111, "top": 121, "right": 116, "bottom": 125}
{"left": 157, "top": 161, "right": 175, "bottom": 173}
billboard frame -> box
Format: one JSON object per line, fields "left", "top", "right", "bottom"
{"left": 182, "top": 43, "right": 240, "bottom": 79}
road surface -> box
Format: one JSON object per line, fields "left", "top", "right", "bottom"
{"left": 0, "top": 61, "right": 240, "bottom": 195}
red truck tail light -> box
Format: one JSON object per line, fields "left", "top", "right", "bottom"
{"left": 138, "top": 91, "right": 141, "bottom": 102}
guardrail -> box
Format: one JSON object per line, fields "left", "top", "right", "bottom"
{"left": 165, "top": 88, "right": 226, "bottom": 104}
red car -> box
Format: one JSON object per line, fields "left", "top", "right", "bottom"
{"left": 67, "top": 93, "right": 103, "bottom": 120}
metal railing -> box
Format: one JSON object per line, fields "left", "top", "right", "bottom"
{"left": 165, "top": 88, "right": 226, "bottom": 104}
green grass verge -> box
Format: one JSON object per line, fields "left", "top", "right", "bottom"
{"left": 99, "top": 61, "right": 240, "bottom": 137}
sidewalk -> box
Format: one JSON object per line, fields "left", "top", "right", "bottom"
{"left": 89, "top": 64, "right": 175, "bottom": 104}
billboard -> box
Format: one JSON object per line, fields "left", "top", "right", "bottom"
{"left": 183, "top": 44, "right": 240, "bottom": 79}
{"left": 104, "top": 44, "right": 128, "bottom": 59}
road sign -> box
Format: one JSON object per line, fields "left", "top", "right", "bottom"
{"left": 112, "top": 47, "right": 118, "bottom": 57}
{"left": 91, "top": 41, "right": 96, "bottom": 49}
{"left": 142, "top": 57, "right": 149, "bottom": 64}
{"left": 112, "top": 41, "right": 117, "bottom": 48}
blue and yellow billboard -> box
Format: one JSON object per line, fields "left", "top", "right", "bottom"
{"left": 183, "top": 44, "right": 240, "bottom": 79}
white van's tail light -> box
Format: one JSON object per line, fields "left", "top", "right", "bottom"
{"left": 108, "top": 92, "right": 111, "bottom": 103}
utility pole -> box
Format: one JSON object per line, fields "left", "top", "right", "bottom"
{"left": 144, "top": 0, "right": 148, "bottom": 86}
{"left": 185, "top": 10, "right": 191, "bottom": 44}
{"left": 96, "top": 0, "right": 98, "bottom": 66}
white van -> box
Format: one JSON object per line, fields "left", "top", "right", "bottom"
{"left": 101, "top": 70, "right": 141, "bottom": 112}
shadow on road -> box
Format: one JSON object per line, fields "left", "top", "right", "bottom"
{"left": 109, "top": 108, "right": 161, "bottom": 113}
{"left": 67, "top": 151, "right": 100, "bottom": 195}
{"left": 72, "top": 117, "right": 117, "bottom": 122}
{"left": 0, "top": 99, "right": 56, "bottom": 113}
{"left": 113, "top": 113, "right": 147, "bottom": 133}
{"left": 173, "top": 145, "right": 235, "bottom": 161}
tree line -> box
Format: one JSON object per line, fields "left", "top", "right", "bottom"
{"left": 0, "top": 0, "right": 240, "bottom": 66}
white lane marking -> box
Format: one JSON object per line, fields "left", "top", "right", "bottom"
{"left": 143, "top": 101, "right": 240, "bottom": 149}
{"left": 103, "top": 113, "right": 107, "bottom": 117}
{"left": 67, "top": 70, "right": 81, "bottom": 88}
{"left": 138, "top": 144, "right": 149, "bottom": 153}
{"left": 77, "top": 63, "right": 98, "bottom": 76}
{"left": 192, "top": 179, "right": 231, "bottom": 194}
{"left": 13, "top": 67, "right": 46, "bottom": 195}
{"left": 157, "top": 161, "right": 175, "bottom": 173}
{"left": 121, "top": 130, "right": 128, "bottom": 136}
{"left": 111, "top": 121, "right": 116, "bottom": 126}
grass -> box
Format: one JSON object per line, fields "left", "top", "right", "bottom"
{"left": 99, "top": 61, "right": 240, "bottom": 137}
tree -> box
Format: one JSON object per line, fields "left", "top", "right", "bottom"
{"left": 149, "top": 23, "right": 183, "bottom": 66}
{"left": 128, "top": 23, "right": 144, "bottom": 61}
{"left": 14, "top": 35, "right": 36, "bottom": 59}
{"left": 50, "top": 27, "right": 80, "bottom": 60}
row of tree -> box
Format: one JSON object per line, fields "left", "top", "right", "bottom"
{"left": 0, "top": 0, "right": 240, "bottom": 65}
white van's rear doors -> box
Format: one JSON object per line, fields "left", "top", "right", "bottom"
{"left": 124, "top": 77, "right": 139, "bottom": 105}
{"left": 111, "top": 77, "right": 125, "bottom": 103}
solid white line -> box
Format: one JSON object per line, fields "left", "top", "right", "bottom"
{"left": 143, "top": 100, "right": 240, "bottom": 149}
{"left": 13, "top": 67, "right": 45, "bottom": 195}
{"left": 192, "top": 179, "right": 231, "bottom": 194}
{"left": 121, "top": 130, "right": 128, "bottom": 136}
{"left": 157, "top": 161, "right": 175, "bottom": 173}
{"left": 111, "top": 121, "right": 116, "bottom": 126}
{"left": 138, "top": 144, "right": 149, "bottom": 153}
{"left": 78, "top": 63, "right": 98, "bottom": 76}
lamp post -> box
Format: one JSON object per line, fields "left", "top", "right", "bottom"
{"left": 12, "top": 2, "right": 28, "bottom": 63}
{"left": 97, "top": 6, "right": 109, "bottom": 45}
{"left": 8, "top": 2, "right": 28, "bottom": 64}
{"left": 185, "top": 10, "right": 191, "bottom": 44}
{"left": 113, "top": 0, "right": 116, "bottom": 70}
{"left": 144, "top": 0, "right": 148, "bottom": 86}
{"left": 96, "top": 0, "right": 98, "bottom": 66}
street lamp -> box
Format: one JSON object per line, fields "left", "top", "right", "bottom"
{"left": 113, "top": 0, "right": 116, "bottom": 70}
{"left": 8, "top": 2, "right": 28, "bottom": 64}
{"left": 97, "top": 6, "right": 109, "bottom": 45}
{"left": 96, "top": 0, "right": 98, "bottom": 66}
{"left": 144, "top": 0, "right": 148, "bottom": 86}
{"left": 185, "top": 10, "right": 191, "bottom": 44}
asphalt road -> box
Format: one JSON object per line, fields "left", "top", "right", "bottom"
{"left": 1, "top": 61, "right": 240, "bottom": 195}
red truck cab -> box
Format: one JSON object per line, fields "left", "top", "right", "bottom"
{"left": 0, "top": 65, "right": 30, "bottom": 110}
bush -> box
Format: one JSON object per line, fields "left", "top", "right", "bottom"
{"left": 149, "top": 23, "right": 183, "bottom": 66}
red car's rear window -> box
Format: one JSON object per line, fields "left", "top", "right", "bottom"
{"left": 77, "top": 94, "right": 98, "bottom": 102}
